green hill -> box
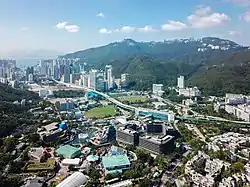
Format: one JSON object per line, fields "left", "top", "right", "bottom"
{"left": 189, "top": 51, "right": 250, "bottom": 96}
{"left": 0, "top": 83, "right": 40, "bottom": 137}
{"left": 0, "top": 83, "right": 39, "bottom": 102}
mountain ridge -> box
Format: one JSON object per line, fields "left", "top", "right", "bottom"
{"left": 62, "top": 37, "right": 250, "bottom": 94}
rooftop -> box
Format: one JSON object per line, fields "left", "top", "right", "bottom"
{"left": 43, "top": 122, "right": 58, "bottom": 132}
{"left": 102, "top": 155, "right": 131, "bottom": 168}
{"left": 56, "top": 145, "right": 80, "bottom": 158}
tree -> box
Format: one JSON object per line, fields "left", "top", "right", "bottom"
{"left": 88, "top": 167, "right": 101, "bottom": 180}
{"left": 138, "top": 178, "right": 151, "bottom": 187}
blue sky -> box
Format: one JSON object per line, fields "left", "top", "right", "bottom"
{"left": 1, "top": 0, "right": 250, "bottom": 56}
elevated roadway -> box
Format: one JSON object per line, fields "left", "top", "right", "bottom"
{"left": 54, "top": 80, "right": 250, "bottom": 125}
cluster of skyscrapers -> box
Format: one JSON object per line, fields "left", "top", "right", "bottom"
{"left": 79, "top": 65, "right": 129, "bottom": 91}
{"left": 0, "top": 59, "right": 17, "bottom": 83}
{"left": 34, "top": 58, "right": 130, "bottom": 92}
{"left": 37, "top": 58, "right": 81, "bottom": 82}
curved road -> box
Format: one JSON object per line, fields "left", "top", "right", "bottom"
{"left": 54, "top": 80, "right": 250, "bottom": 125}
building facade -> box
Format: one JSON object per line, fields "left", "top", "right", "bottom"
{"left": 177, "top": 75, "right": 184, "bottom": 89}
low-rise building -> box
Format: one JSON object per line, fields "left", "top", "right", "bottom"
{"left": 178, "top": 87, "right": 201, "bottom": 97}
{"left": 56, "top": 145, "right": 81, "bottom": 159}
{"left": 102, "top": 155, "right": 131, "bottom": 174}
{"left": 152, "top": 84, "right": 164, "bottom": 96}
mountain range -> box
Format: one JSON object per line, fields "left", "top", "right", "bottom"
{"left": 62, "top": 37, "right": 250, "bottom": 95}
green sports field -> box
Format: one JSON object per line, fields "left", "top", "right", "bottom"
{"left": 85, "top": 105, "right": 117, "bottom": 118}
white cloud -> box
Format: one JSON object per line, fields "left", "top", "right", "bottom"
{"left": 137, "top": 25, "right": 157, "bottom": 33}
{"left": 117, "top": 26, "right": 135, "bottom": 33}
{"left": 64, "top": 25, "right": 79, "bottom": 33}
{"left": 241, "top": 11, "right": 250, "bottom": 22}
{"left": 228, "top": 30, "right": 241, "bottom": 36}
{"left": 161, "top": 20, "right": 187, "bottom": 31}
{"left": 56, "top": 22, "right": 79, "bottom": 32}
{"left": 188, "top": 6, "right": 230, "bottom": 28}
{"left": 99, "top": 28, "right": 112, "bottom": 34}
{"left": 96, "top": 12, "right": 105, "bottom": 18}
{"left": 225, "top": 0, "right": 250, "bottom": 6}
{"left": 56, "top": 22, "right": 68, "bottom": 29}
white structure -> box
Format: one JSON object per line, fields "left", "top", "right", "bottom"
{"left": 178, "top": 87, "right": 201, "bottom": 97}
{"left": 56, "top": 172, "right": 88, "bottom": 187}
{"left": 225, "top": 93, "right": 246, "bottom": 105}
{"left": 121, "top": 73, "right": 129, "bottom": 83}
{"left": 62, "top": 158, "right": 81, "bottom": 166}
{"left": 225, "top": 104, "right": 250, "bottom": 122}
{"left": 177, "top": 75, "right": 184, "bottom": 89}
{"left": 105, "top": 65, "right": 113, "bottom": 90}
{"left": 69, "top": 74, "right": 73, "bottom": 84}
{"left": 152, "top": 84, "right": 164, "bottom": 96}
{"left": 39, "top": 89, "right": 48, "bottom": 98}
{"left": 28, "top": 74, "right": 33, "bottom": 82}
{"left": 89, "top": 69, "right": 98, "bottom": 90}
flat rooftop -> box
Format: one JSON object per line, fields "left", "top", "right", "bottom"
{"left": 43, "top": 122, "right": 58, "bottom": 132}
{"left": 102, "top": 155, "right": 130, "bottom": 168}
{"left": 56, "top": 145, "right": 80, "bottom": 158}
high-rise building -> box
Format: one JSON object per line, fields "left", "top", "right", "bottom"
{"left": 177, "top": 75, "right": 184, "bottom": 89}
{"left": 39, "top": 60, "right": 47, "bottom": 75}
{"left": 121, "top": 73, "right": 130, "bottom": 88}
{"left": 89, "top": 69, "right": 98, "bottom": 90}
{"left": 28, "top": 74, "right": 34, "bottom": 82}
{"left": 104, "top": 65, "right": 113, "bottom": 91}
{"left": 64, "top": 60, "right": 71, "bottom": 83}
{"left": 96, "top": 71, "right": 105, "bottom": 91}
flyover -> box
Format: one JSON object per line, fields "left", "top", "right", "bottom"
{"left": 54, "top": 80, "right": 250, "bottom": 125}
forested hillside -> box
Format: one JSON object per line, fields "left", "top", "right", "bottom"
{"left": 189, "top": 51, "right": 250, "bottom": 96}
{"left": 0, "top": 83, "right": 40, "bottom": 137}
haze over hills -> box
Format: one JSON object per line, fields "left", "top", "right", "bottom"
{"left": 62, "top": 37, "right": 250, "bottom": 94}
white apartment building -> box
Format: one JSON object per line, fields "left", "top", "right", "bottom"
{"left": 105, "top": 65, "right": 113, "bottom": 90}
{"left": 225, "top": 104, "right": 250, "bottom": 122}
{"left": 178, "top": 87, "right": 201, "bottom": 97}
{"left": 89, "top": 69, "right": 98, "bottom": 90}
{"left": 152, "top": 84, "right": 164, "bottom": 96}
{"left": 177, "top": 75, "right": 184, "bottom": 89}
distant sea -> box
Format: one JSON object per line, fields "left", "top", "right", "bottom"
{"left": 16, "top": 59, "right": 40, "bottom": 68}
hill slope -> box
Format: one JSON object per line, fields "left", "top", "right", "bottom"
{"left": 62, "top": 37, "right": 247, "bottom": 67}
{"left": 189, "top": 51, "right": 250, "bottom": 96}
{"left": 0, "top": 83, "right": 39, "bottom": 102}
{"left": 0, "top": 83, "right": 40, "bottom": 137}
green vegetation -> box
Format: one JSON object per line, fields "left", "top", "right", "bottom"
{"left": 0, "top": 83, "right": 39, "bottom": 102}
{"left": 85, "top": 105, "right": 117, "bottom": 118}
{"left": 54, "top": 90, "right": 86, "bottom": 98}
{"left": 191, "top": 105, "right": 240, "bottom": 121}
{"left": 163, "top": 89, "right": 187, "bottom": 103}
{"left": 119, "top": 96, "right": 148, "bottom": 103}
{"left": 178, "top": 124, "right": 206, "bottom": 151}
{"left": 62, "top": 37, "right": 247, "bottom": 93}
{"left": 189, "top": 51, "right": 250, "bottom": 96}
{"left": 197, "top": 122, "right": 244, "bottom": 138}
{"left": 26, "top": 159, "right": 55, "bottom": 171}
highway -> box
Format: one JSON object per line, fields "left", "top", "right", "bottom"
{"left": 54, "top": 80, "right": 250, "bottom": 125}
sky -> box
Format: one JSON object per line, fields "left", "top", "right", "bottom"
{"left": 1, "top": 0, "right": 250, "bottom": 57}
